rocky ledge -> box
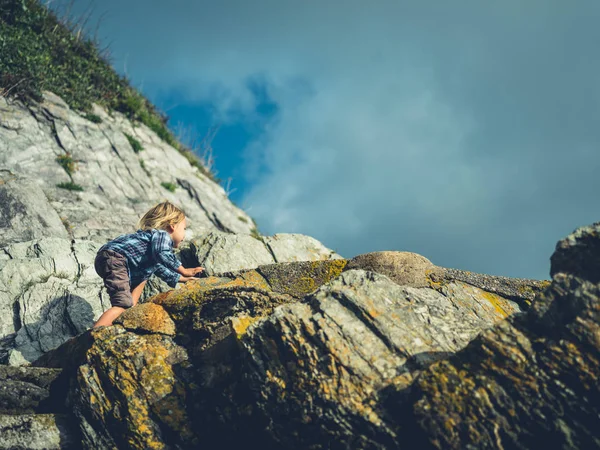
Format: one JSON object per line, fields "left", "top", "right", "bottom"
{"left": 1, "top": 223, "right": 597, "bottom": 449}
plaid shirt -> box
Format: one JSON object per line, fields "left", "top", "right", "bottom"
{"left": 99, "top": 229, "right": 181, "bottom": 288}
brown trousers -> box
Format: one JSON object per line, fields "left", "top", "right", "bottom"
{"left": 94, "top": 249, "right": 133, "bottom": 309}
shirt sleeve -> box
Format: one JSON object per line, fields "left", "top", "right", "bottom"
{"left": 151, "top": 230, "right": 181, "bottom": 272}
{"left": 154, "top": 263, "right": 181, "bottom": 288}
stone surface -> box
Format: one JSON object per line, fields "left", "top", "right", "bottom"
{"left": 71, "top": 326, "right": 194, "bottom": 450}
{"left": 550, "top": 221, "right": 600, "bottom": 283}
{"left": 0, "top": 366, "right": 65, "bottom": 414}
{"left": 385, "top": 272, "right": 600, "bottom": 449}
{"left": 0, "top": 238, "right": 106, "bottom": 365}
{"left": 114, "top": 303, "right": 176, "bottom": 336}
{"left": 0, "top": 92, "right": 255, "bottom": 243}
{"left": 0, "top": 414, "right": 80, "bottom": 450}
{"left": 432, "top": 266, "right": 551, "bottom": 307}
{"left": 262, "top": 233, "right": 343, "bottom": 262}
{"left": 190, "top": 269, "right": 517, "bottom": 448}
{"left": 345, "top": 251, "right": 442, "bottom": 287}
{"left": 185, "top": 231, "right": 342, "bottom": 276}
{"left": 0, "top": 173, "right": 69, "bottom": 247}
{"left": 256, "top": 259, "right": 348, "bottom": 298}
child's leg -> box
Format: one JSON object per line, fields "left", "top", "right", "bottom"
{"left": 130, "top": 280, "right": 147, "bottom": 307}
{"left": 93, "top": 306, "right": 126, "bottom": 328}
{"left": 93, "top": 280, "right": 147, "bottom": 328}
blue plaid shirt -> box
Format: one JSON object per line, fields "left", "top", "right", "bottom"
{"left": 99, "top": 229, "right": 181, "bottom": 288}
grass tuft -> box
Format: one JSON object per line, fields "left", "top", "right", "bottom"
{"left": 57, "top": 181, "right": 83, "bottom": 191}
{"left": 160, "top": 181, "right": 177, "bottom": 193}
{"left": 124, "top": 132, "right": 143, "bottom": 153}
{"left": 56, "top": 152, "right": 76, "bottom": 177}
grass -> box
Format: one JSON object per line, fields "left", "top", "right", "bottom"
{"left": 57, "top": 181, "right": 83, "bottom": 191}
{"left": 124, "top": 132, "right": 143, "bottom": 153}
{"left": 84, "top": 112, "right": 102, "bottom": 123}
{"left": 0, "top": 0, "right": 215, "bottom": 180}
{"left": 56, "top": 152, "right": 76, "bottom": 177}
{"left": 161, "top": 181, "right": 177, "bottom": 193}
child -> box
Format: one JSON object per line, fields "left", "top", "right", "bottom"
{"left": 93, "top": 201, "right": 204, "bottom": 328}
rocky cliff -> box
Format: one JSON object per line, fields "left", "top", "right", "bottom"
{"left": 0, "top": 89, "right": 342, "bottom": 366}
{"left": 1, "top": 4, "right": 597, "bottom": 447}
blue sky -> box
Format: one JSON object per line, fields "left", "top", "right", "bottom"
{"left": 54, "top": 0, "right": 600, "bottom": 280}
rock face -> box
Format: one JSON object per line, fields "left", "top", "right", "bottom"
{"left": 0, "top": 92, "right": 254, "bottom": 243}
{"left": 23, "top": 224, "right": 561, "bottom": 449}
{"left": 2, "top": 93, "right": 596, "bottom": 449}
{"left": 0, "top": 91, "right": 342, "bottom": 365}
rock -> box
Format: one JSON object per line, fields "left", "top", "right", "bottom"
{"left": 550, "top": 221, "right": 600, "bottom": 283}
{"left": 256, "top": 259, "right": 348, "bottom": 298}
{"left": 0, "top": 173, "right": 69, "bottom": 247}
{"left": 0, "top": 238, "right": 105, "bottom": 365}
{"left": 151, "top": 275, "right": 294, "bottom": 354}
{"left": 114, "top": 303, "right": 176, "bottom": 336}
{"left": 432, "top": 266, "right": 550, "bottom": 307}
{"left": 0, "top": 414, "right": 80, "bottom": 450}
{"left": 385, "top": 272, "right": 600, "bottom": 449}
{"left": 345, "top": 251, "right": 442, "bottom": 287}
{"left": 0, "top": 366, "right": 66, "bottom": 414}
{"left": 185, "top": 231, "right": 341, "bottom": 275}
{"left": 71, "top": 326, "right": 194, "bottom": 450}
{"left": 186, "top": 231, "right": 276, "bottom": 275}
{"left": 0, "top": 92, "right": 256, "bottom": 243}
{"left": 191, "top": 269, "right": 515, "bottom": 448}
{"left": 261, "top": 233, "right": 343, "bottom": 262}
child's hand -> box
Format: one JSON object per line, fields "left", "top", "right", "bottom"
{"left": 183, "top": 266, "right": 204, "bottom": 277}
{"left": 178, "top": 276, "right": 197, "bottom": 283}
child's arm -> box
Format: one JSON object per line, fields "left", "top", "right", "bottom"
{"left": 153, "top": 264, "right": 180, "bottom": 288}
{"left": 152, "top": 231, "right": 204, "bottom": 278}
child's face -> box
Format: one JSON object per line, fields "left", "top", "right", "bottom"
{"left": 170, "top": 218, "right": 186, "bottom": 248}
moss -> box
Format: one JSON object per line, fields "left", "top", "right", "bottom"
{"left": 124, "top": 132, "right": 143, "bottom": 153}
{"left": 250, "top": 227, "right": 261, "bottom": 240}
{"left": 57, "top": 181, "right": 83, "bottom": 191}
{"left": 56, "top": 152, "right": 76, "bottom": 177}
{"left": 161, "top": 181, "right": 177, "bottom": 193}
{"left": 238, "top": 216, "right": 249, "bottom": 223}
{"left": 84, "top": 113, "right": 102, "bottom": 123}
{"left": 139, "top": 159, "right": 151, "bottom": 177}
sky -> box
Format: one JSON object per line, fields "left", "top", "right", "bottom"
{"left": 54, "top": 0, "right": 600, "bottom": 280}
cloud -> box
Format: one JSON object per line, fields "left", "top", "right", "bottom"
{"left": 66, "top": 0, "right": 600, "bottom": 279}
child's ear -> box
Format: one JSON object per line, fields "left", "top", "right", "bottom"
{"left": 166, "top": 224, "right": 175, "bottom": 233}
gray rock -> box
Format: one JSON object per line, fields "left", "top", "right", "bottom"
{"left": 0, "top": 238, "right": 106, "bottom": 365}
{"left": 186, "top": 231, "right": 341, "bottom": 276}
{"left": 262, "top": 233, "right": 343, "bottom": 262}
{"left": 550, "top": 221, "right": 600, "bottom": 283}
{"left": 345, "top": 251, "right": 443, "bottom": 287}
{"left": 187, "top": 231, "right": 276, "bottom": 275}
{"left": 0, "top": 414, "right": 80, "bottom": 450}
{"left": 0, "top": 92, "right": 255, "bottom": 244}
{"left": 0, "top": 366, "right": 65, "bottom": 414}
{"left": 0, "top": 173, "right": 69, "bottom": 247}
{"left": 193, "top": 269, "right": 514, "bottom": 448}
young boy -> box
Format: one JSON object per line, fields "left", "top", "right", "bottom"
{"left": 93, "top": 201, "right": 204, "bottom": 327}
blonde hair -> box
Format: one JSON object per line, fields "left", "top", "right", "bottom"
{"left": 137, "top": 201, "right": 185, "bottom": 231}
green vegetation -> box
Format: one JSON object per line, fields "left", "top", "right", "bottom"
{"left": 124, "top": 132, "right": 143, "bottom": 153}
{"left": 161, "top": 181, "right": 177, "bottom": 192}
{"left": 139, "top": 159, "right": 151, "bottom": 177}
{"left": 57, "top": 181, "right": 83, "bottom": 191}
{"left": 84, "top": 113, "right": 102, "bottom": 123}
{"left": 250, "top": 227, "right": 261, "bottom": 239}
{"left": 55, "top": 152, "right": 76, "bottom": 176}
{"left": 0, "top": 0, "right": 215, "bottom": 180}
{"left": 238, "top": 216, "right": 249, "bottom": 223}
